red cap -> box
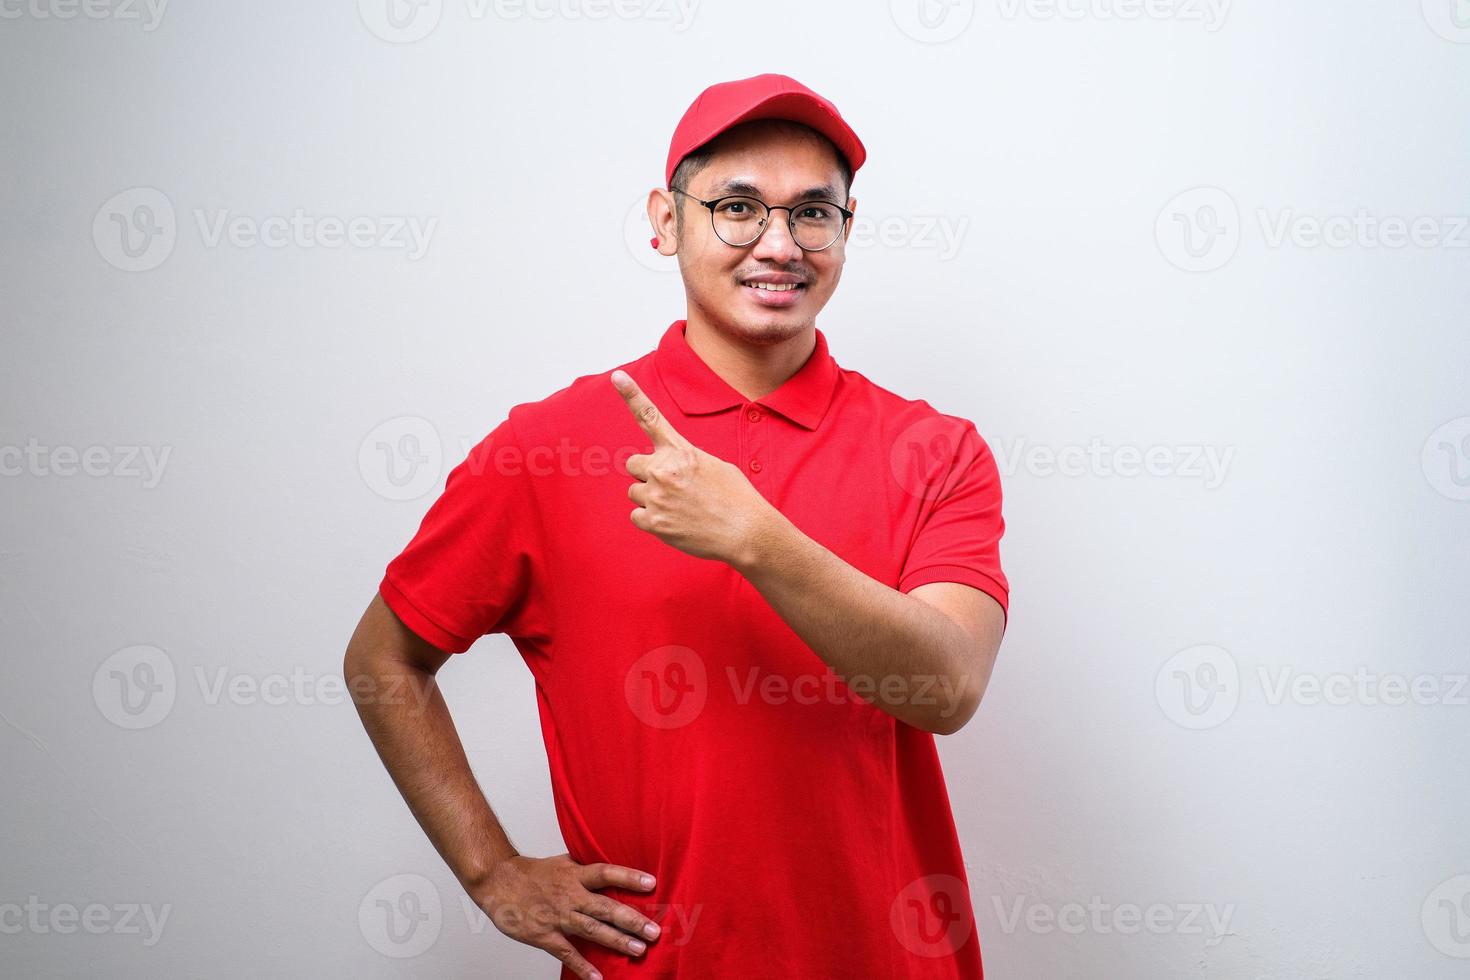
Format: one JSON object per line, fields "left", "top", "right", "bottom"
{"left": 662, "top": 72, "right": 866, "bottom": 192}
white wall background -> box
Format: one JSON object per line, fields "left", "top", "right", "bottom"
{"left": 2, "top": 1, "right": 1468, "bottom": 976}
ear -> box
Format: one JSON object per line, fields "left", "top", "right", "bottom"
{"left": 647, "top": 187, "right": 679, "bottom": 255}
{"left": 842, "top": 195, "right": 857, "bottom": 244}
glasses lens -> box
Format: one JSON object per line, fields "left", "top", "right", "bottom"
{"left": 711, "top": 197, "right": 767, "bottom": 246}
{"left": 790, "top": 201, "right": 845, "bottom": 250}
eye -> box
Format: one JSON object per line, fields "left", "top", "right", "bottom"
{"left": 715, "top": 197, "right": 763, "bottom": 218}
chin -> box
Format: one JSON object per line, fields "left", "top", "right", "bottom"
{"left": 726, "top": 312, "right": 809, "bottom": 346}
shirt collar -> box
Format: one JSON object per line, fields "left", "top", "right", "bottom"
{"left": 653, "top": 319, "right": 839, "bottom": 431}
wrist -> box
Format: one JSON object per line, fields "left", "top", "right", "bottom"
{"left": 461, "top": 847, "right": 520, "bottom": 898}
{"left": 731, "top": 499, "right": 786, "bottom": 578}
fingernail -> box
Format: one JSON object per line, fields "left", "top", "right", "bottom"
{"left": 644, "top": 922, "right": 661, "bottom": 939}
{"left": 640, "top": 874, "right": 655, "bottom": 888}
{"left": 630, "top": 939, "right": 647, "bottom": 954}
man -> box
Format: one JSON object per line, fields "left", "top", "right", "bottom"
{"left": 346, "top": 73, "right": 1009, "bottom": 979}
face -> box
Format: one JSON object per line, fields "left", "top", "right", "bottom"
{"left": 649, "top": 121, "right": 857, "bottom": 347}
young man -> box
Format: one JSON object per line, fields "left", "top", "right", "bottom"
{"left": 346, "top": 73, "right": 1008, "bottom": 979}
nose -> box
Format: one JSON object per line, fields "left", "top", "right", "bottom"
{"left": 749, "top": 208, "right": 805, "bottom": 264}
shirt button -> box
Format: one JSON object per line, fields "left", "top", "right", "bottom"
{"left": 748, "top": 459, "right": 762, "bottom": 473}
{"left": 747, "top": 408, "right": 762, "bottom": 422}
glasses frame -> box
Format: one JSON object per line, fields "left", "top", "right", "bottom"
{"left": 670, "top": 187, "right": 854, "bottom": 252}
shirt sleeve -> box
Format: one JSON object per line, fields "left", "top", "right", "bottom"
{"left": 896, "top": 419, "right": 1010, "bottom": 622}
{"left": 378, "top": 413, "right": 549, "bottom": 653}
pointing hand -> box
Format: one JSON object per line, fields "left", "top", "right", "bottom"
{"left": 611, "top": 369, "right": 773, "bottom": 566}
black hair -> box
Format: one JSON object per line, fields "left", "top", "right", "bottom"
{"left": 668, "top": 119, "right": 853, "bottom": 240}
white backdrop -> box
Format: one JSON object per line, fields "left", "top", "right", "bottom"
{"left": 3, "top": 1, "right": 1468, "bottom": 976}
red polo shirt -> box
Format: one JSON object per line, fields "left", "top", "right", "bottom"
{"left": 379, "top": 319, "right": 1009, "bottom": 978}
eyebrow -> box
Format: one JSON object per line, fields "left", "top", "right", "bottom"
{"left": 706, "top": 178, "right": 841, "bottom": 202}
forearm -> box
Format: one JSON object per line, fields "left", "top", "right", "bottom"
{"left": 730, "top": 505, "right": 981, "bottom": 734}
{"left": 347, "top": 650, "right": 517, "bottom": 893}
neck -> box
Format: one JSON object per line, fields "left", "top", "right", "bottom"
{"left": 682, "top": 310, "right": 816, "bottom": 402}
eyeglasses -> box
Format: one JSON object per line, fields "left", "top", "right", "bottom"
{"left": 670, "top": 187, "right": 853, "bottom": 252}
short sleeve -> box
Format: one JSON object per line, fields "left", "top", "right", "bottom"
{"left": 378, "top": 414, "right": 549, "bottom": 653}
{"left": 896, "top": 420, "right": 1010, "bottom": 621}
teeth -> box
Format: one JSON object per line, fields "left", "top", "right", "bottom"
{"left": 746, "top": 282, "right": 800, "bottom": 291}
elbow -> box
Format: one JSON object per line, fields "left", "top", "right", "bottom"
{"left": 342, "top": 640, "right": 376, "bottom": 713}
{"left": 931, "top": 654, "right": 992, "bottom": 735}
{"left": 342, "top": 633, "right": 376, "bottom": 685}
{"left": 937, "top": 635, "right": 1001, "bottom": 735}
{"left": 931, "top": 694, "right": 979, "bottom": 736}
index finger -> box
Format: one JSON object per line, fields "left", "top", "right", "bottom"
{"left": 577, "top": 860, "right": 658, "bottom": 894}
{"left": 611, "top": 370, "right": 685, "bottom": 449}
